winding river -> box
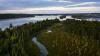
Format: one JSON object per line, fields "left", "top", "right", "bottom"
{"left": 32, "top": 37, "right": 48, "bottom": 56}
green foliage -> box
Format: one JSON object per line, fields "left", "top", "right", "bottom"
{"left": 0, "top": 19, "right": 59, "bottom": 56}
{"left": 63, "top": 19, "right": 100, "bottom": 40}
{"left": 60, "top": 15, "right": 66, "bottom": 19}
{"left": 0, "top": 18, "right": 100, "bottom": 56}
{"left": 72, "top": 14, "right": 87, "bottom": 19}
{"left": 38, "top": 20, "right": 100, "bottom": 56}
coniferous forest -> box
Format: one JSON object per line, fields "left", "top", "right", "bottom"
{"left": 0, "top": 19, "right": 59, "bottom": 56}
{"left": 0, "top": 17, "right": 100, "bottom": 56}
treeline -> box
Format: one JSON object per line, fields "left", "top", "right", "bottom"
{"left": 0, "top": 14, "right": 34, "bottom": 19}
{"left": 63, "top": 19, "right": 100, "bottom": 40}
{"left": 62, "top": 19, "right": 100, "bottom": 56}
{"left": 71, "top": 13, "right": 100, "bottom": 19}
{"left": 0, "top": 19, "right": 60, "bottom": 56}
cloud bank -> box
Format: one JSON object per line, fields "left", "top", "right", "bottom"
{"left": 0, "top": 7, "right": 100, "bottom": 14}
{"left": 0, "top": 0, "right": 100, "bottom": 13}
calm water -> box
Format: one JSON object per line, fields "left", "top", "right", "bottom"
{"left": 0, "top": 17, "right": 35, "bottom": 29}
{"left": 95, "top": 18, "right": 100, "bottom": 21}
{"left": 0, "top": 15, "right": 59, "bottom": 30}
{"left": 0, "top": 15, "right": 100, "bottom": 30}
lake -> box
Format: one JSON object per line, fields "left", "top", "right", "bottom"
{"left": 0, "top": 15, "right": 60, "bottom": 30}
{"left": 0, "top": 15, "right": 100, "bottom": 30}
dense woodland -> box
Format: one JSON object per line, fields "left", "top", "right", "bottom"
{"left": 72, "top": 13, "right": 100, "bottom": 19}
{"left": 63, "top": 19, "right": 100, "bottom": 39}
{"left": 0, "top": 14, "right": 34, "bottom": 19}
{"left": 38, "top": 19, "right": 100, "bottom": 56}
{"left": 0, "top": 19, "right": 60, "bottom": 56}
{"left": 0, "top": 13, "right": 100, "bottom": 19}
{"left": 0, "top": 16, "right": 100, "bottom": 56}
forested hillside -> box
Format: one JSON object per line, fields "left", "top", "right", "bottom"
{"left": 0, "top": 19, "right": 60, "bottom": 56}
{"left": 0, "top": 18, "right": 100, "bottom": 56}
{"left": 38, "top": 19, "right": 100, "bottom": 56}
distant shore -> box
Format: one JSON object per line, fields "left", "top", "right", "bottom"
{"left": 0, "top": 14, "right": 34, "bottom": 19}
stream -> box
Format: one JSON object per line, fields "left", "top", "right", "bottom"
{"left": 32, "top": 37, "right": 48, "bottom": 56}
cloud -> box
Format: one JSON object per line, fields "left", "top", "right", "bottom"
{"left": 0, "top": 0, "right": 3, "bottom": 1}
{"left": 44, "top": 0, "right": 72, "bottom": 3}
{"left": 0, "top": 6, "right": 100, "bottom": 14}
{"left": 66, "top": 2, "right": 99, "bottom": 7}
{"left": 0, "top": 0, "right": 72, "bottom": 10}
{"left": 0, "top": 0, "right": 99, "bottom": 13}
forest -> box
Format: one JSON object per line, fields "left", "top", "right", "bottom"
{"left": 0, "top": 14, "right": 34, "bottom": 19}
{"left": 0, "top": 19, "right": 59, "bottom": 56}
{"left": 71, "top": 13, "right": 100, "bottom": 19}
{"left": 38, "top": 19, "right": 100, "bottom": 56}
{"left": 0, "top": 13, "right": 100, "bottom": 20}
{"left": 0, "top": 16, "right": 100, "bottom": 56}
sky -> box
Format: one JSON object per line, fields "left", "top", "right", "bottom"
{"left": 0, "top": 0, "right": 100, "bottom": 14}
